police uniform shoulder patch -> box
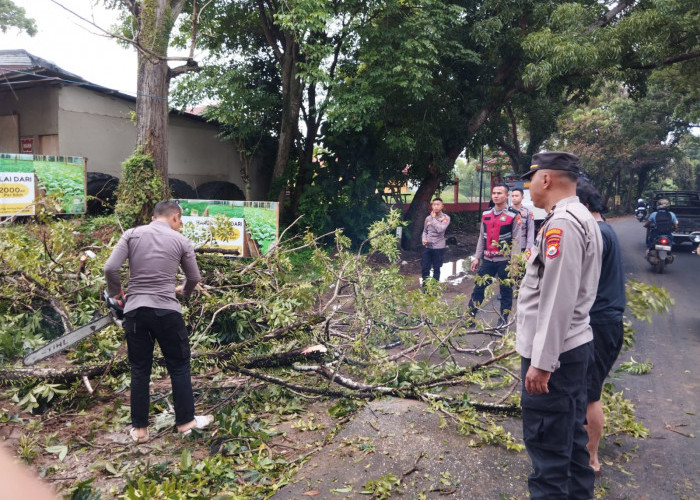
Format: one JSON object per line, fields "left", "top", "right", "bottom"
{"left": 544, "top": 227, "right": 563, "bottom": 259}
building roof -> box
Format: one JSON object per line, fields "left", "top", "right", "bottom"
{"left": 0, "top": 49, "right": 132, "bottom": 98}
{"left": 0, "top": 49, "right": 206, "bottom": 122}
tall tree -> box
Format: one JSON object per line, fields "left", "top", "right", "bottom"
{"left": 174, "top": 0, "right": 379, "bottom": 214}
{"left": 111, "top": 0, "right": 201, "bottom": 188}
{"left": 331, "top": 0, "right": 700, "bottom": 248}
{"left": 0, "top": 0, "right": 37, "bottom": 35}
{"left": 550, "top": 82, "right": 683, "bottom": 209}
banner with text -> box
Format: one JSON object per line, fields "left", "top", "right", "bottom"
{"left": 0, "top": 153, "right": 87, "bottom": 216}
{"left": 178, "top": 199, "right": 279, "bottom": 257}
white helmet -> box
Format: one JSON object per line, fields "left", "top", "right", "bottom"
{"left": 657, "top": 198, "right": 670, "bottom": 210}
{"left": 638, "top": 198, "right": 644, "bottom": 203}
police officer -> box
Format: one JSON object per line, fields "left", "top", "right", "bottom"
{"left": 468, "top": 183, "right": 520, "bottom": 326}
{"left": 105, "top": 200, "right": 213, "bottom": 442}
{"left": 517, "top": 152, "right": 602, "bottom": 499}
{"left": 510, "top": 187, "right": 535, "bottom": 250}
{"left": 421, "top": 197, "right": 451, "bottom": 285}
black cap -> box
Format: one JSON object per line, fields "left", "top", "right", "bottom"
{"left": 521, "top": 151, "right": 580, "bottom": 179}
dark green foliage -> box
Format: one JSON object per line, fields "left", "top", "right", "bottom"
{"left": 114, "top": 149, "right": 166, "bottom": 228}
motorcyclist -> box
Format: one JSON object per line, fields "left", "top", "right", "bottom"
{"left": 636, "top": 198, "right": 647, "bottom": 210}
{"left": 644, "top": 198, "right": 678, "bottom": 250}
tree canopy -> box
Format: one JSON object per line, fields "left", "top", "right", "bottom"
{"left": 168, "top": 0, "right": 698, "bottom": 242}
{"left": 0, "top": 0, "right": 36, "bottom": 36}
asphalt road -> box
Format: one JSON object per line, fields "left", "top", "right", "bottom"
{"left": 276, "top": 216, "right": 699, "bottom": 500}
{"left": 601, "top": 216, "right": 699, "bottom": 499}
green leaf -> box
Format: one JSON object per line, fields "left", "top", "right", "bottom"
{"left": 45, "top": 444, "right": 68, "bottom": 462}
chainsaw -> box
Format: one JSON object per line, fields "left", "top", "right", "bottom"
{"left": 23, "top": 291, "right": 126, "bottom": 366}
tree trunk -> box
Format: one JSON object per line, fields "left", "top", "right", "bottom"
{"left": 271, "top": 35, "right": 303, "bottom": 210}
{"left": 290, "top": 85, "right": 321, "bottom": 215}
{"left": 136, "top": 54, "right": 170, "bottom": 190}
{"left": 132, "top": 0, "right": 187, "bottom": 193}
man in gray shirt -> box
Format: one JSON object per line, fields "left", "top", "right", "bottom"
{"left": 421, "top": 197, "right": 450, "bottom": 285}
{"left": 517, "top": 152, "right": 602, "bottom": 499}
{"left": 105, "top": 200, "right": 212, "bottom": 442}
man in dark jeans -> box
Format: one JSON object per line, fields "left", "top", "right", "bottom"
{"left": 105, "top": 200, "right": 212, "bottom": 443}
{"left": 468, "top": 183, "right": 520, "bottom": 326}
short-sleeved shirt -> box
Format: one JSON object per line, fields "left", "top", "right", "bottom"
{"left": 104, "top": 221, "right": 201, "bottom": 314}
{"left": 648, "top": 210, "right": 678, "bottom": 227}
{"left": 589, "top": 222, "right": 625, "bottom": 323}
{"left": 516, "top": 196, "right": 602, "bottom": 372}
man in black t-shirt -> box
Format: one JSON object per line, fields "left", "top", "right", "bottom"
{"left": 576, "top": 181, "right": 626, "bottom": 475}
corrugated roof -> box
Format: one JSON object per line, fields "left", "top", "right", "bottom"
{"left": 0, "top": 49, "right": 210, "bottom": 123}
{"left": 0, "top": 49, "right": 85, "bottom": 81}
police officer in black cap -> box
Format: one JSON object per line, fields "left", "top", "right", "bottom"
{"left": 516, "top": 152, "right": 602, "bottom": 499}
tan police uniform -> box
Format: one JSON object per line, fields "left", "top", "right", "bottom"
{"left": 516, "top": 194, "right": 602, "bottom": 499}
{"left": 516, "top": 196, "right": 602, "bottom": 370}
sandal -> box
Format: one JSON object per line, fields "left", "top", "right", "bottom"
{"left": 179, "top": 415, "right": 214, "bottom": 436}
{"left": 129, "top": 427, "right": 150, "bottom": 444}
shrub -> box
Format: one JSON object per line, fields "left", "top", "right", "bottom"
{"left": 114, "top": 149, "right": 166, "bottom": 228}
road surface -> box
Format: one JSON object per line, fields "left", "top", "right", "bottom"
{"left": 275, "top": 216, "right": 699, "bottom": 499}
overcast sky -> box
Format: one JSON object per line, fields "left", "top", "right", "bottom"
{"left": 1, "top": 0, "right": 139, "bottom": 96}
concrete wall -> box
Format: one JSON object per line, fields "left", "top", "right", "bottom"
{"left": 167, "top": 113, "right": 244, "bottom": 190}
{"left": 57, "top": 86, "right": 135, "bottom": 176}
{"left": 0, "top": 86, "right": 59, "bottom": 137}
{"left": 0, "top": 84, "right": 264, "bottom": 198}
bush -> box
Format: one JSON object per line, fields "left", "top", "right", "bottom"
{"left": 114, "top": 149, "right": 166, "bottom": 228}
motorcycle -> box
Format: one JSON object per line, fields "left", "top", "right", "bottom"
{"left": 635, "top": 206, "right": 646, "bottom": 221}
{"left": 646, "top": 235, "right": 674, "bottom": 273}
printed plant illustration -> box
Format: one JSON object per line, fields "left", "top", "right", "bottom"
{"left": 0, "top": 155, "right": 86, "bottom": 214}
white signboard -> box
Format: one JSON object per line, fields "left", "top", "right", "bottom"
{"left": 181, "top": 215, "right": 245, "bottom": 255}
{"left": 0, "top": 172, "right": 35, "bottom": 216}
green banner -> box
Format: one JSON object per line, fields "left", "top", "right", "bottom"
{"left": 0, "top": 153, "right": 86, "bottom": 216}
{"left": 178, "top": 199, "right": 279, "bottom": 257}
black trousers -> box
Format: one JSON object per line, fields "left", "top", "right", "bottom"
{"left": 421, "top": 247, "right": 445, "bottom": 283}
{"left": 521, "top": 342, "right": 595, "bottom": 500}
{"left": 468, "top": 259, "right": 513, "bottom": 317}
{"left": 124, "top": 308, "right": 195, "bottom": 428}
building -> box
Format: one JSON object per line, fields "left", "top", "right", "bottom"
{"left": 0, "top": 49, "right": 270, "bottom": 201}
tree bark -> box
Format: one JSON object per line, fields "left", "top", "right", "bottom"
{"left": 290, "top": 84, "right": 321, "bottom": 215}
{"left": 136, "top": 53, "right": 171, "bottom": 188}
{"left": 272, "top": 36, "right": 303, "bottom": 208}
{"left": 131, "top": 0, "right": 187, "bottom": 191}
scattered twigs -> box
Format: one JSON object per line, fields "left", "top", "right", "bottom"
{"left": 402, "top": 452, "right": 426, "bottom": 477}
{"left": 664, "top": 422, "right": 694, "bottom": 438}
{"left": 230, "top": 365, "right": 360, "bottom": 399}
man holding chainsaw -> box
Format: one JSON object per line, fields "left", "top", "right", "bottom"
{"left": 105, "top": 200, "right": 212, "bottom": 443}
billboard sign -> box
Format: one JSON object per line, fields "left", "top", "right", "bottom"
{"left": 178, "top": 199, "right": 278, "bottom": 257}
{"left": 0, "top": 153, "right": 86, "bottom": 216}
